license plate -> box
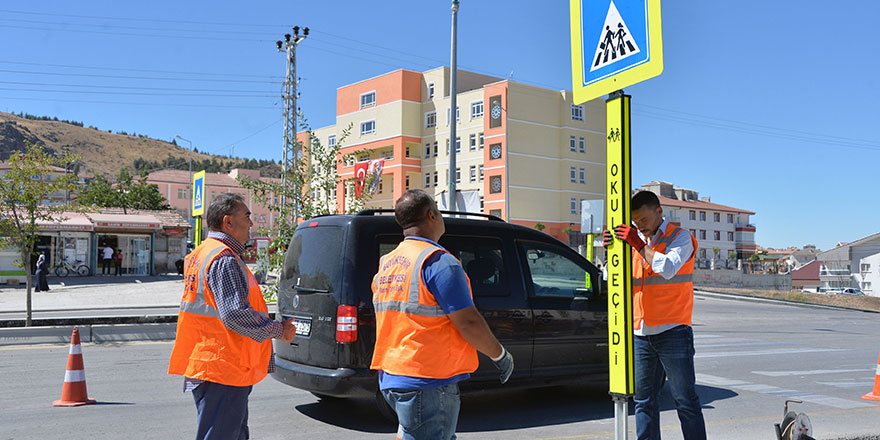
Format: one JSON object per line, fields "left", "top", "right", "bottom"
{"left": 293, "top": 318, "right": 311, "bottom": 336}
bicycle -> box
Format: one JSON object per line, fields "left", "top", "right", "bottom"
{"left": 54, "top": 258, "right": 91, "bottom": 277}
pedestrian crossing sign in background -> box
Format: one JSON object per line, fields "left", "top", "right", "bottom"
{"left": 570, "top": 0, "right": 663, "bottom": 104}
{"left": 192, "top": 170, "right": 205, "bottom": 217}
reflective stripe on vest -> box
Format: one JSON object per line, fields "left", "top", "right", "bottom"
{"left": 632, "top": 223, "right": 697, "bottom": 329}
{"left": 373, "top": 246, "right": 445, "bottom": 317}
{"left": 179, "top": 245, "right": 225, "bottom": 318}
{"left": 633, "top": 273, "right": 694, "bottom": 286}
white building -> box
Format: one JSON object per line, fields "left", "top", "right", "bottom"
{"left": 639, "top": 181, "right": 756, "bottom": 268}
{"left": 817, "top": 232, "right": 880, "bottom": 294}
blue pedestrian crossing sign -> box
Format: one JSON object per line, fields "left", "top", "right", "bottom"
{"left": 570, "top": 0, "right": 664, "bottom": 104}
{"left": 192, "top": 170, "right": 205, "bottom": 217}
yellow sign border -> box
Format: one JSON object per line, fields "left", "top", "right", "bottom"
{"left": 570, "top": 0, "right": 664, "bottom": 104}
{"left": 605, "top": 93, "right": 634, "bottom": 395}
{"left": 192, "top": 170, "right": 206, "bottom": 217}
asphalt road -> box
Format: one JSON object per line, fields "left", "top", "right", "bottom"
{"left": 1, "top": 295, "right": 878, "bottom": 439}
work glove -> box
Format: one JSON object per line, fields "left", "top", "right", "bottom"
{"left": 602, "top": 229, "right": 614, "bottom": 248}
{"left": 492, "top": 346, "right": 514, "bottom": 384}
{"left": 613, "top": 224, "right": 646, "bottom": 253}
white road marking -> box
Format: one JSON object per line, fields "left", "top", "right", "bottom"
{"left": 694, "top": 347, "right": 846, "bottom": 359}
{"left": 752, "top": 368, "right": 874, "bottom": 377}
{"left": 696, "top": 342, "right": 792, "bottom": 349}
{"left": 697, "top": 373, "right": 873, "bottom": 409}
{"left": 816, "top": 381, "right": 877, "bottom": 388}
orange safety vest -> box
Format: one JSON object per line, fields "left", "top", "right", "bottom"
{"left": 370, "top": 238, "right": 479, "bottom": 379}
{"left": 632, "top": 223, "right": 698, "bottom": 330}
{"left": 168, "top": 237, "right": 272, "bottom": 387}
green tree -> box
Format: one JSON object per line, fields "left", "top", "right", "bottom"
{"left": 0, "top": 143, "right": 81, "bottom": 326}
{"left": 533, "top": 222, "right": 546, "bottom": 232}
{"left": 77, "top": 168, "right": 169, "bottom": 212}
{"left": 237, "top": 122, "right": 374, "bottom": 300}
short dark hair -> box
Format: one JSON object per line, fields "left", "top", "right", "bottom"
{"left": 206, "top": 192, "right": 246, "bottom": 230}
{"left": 632, "top": 190, "right": 661, "bottom": 211}
{"left": 394, "top": 189, "right": 437, "bottom": 229}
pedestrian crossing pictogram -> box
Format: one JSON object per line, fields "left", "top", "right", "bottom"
{"left": 194, "top": 186, "right": 202, "bottom": 208}
{"left": 590, "top": 1, "right": 641, "bottom": 72}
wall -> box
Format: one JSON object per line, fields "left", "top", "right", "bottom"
{"left": 694, "top": 269, "right": 792, "bottom": 290}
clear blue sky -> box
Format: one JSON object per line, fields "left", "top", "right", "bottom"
{"left": 2, "top": 1, "right": 879, "bottom": 251}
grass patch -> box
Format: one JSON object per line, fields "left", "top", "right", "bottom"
{"left": 697, "top": 286, "right": 880, "bottom": 312}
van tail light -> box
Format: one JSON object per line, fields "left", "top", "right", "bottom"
{"left": 336, "top": 305, "right": 358, "bottom": 343}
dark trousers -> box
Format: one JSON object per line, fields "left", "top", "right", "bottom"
{"left": 35, "top": 269, "right": 49, "bottom": 291}
{"left": 115, "top": 262, "right": 122, "bottom": 275}
{"left": 192, "top": 381, "right": 252, "bottom": 440}
{"left": 102, "top": 258, "right": 112, "bottom": 274}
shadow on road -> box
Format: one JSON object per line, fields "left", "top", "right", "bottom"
{"left": 294, "top": 383, "right": 738, "bottom": 433}
{"left": 9, "top": 274, "right": 184, "bottom": 290}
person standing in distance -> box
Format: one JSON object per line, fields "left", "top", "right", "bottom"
{"left": 168, "top": 193, "right": 296, "bottom": 440}
{"left": 603, "top": 190, "right": 706, "bottom": 440}
{"left": 372, "top": 189, "right": 514, "bottom": 440}
{"left": 102, "top": 244, "right": 113, "bottom": 275}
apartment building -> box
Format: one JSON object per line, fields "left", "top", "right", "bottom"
{"left": 146, "top": 168, "right": 278, "bottom": 235}
{"left": 817, "top": 232, "right": 880, "bottom": 294}
{"left": 638, "top": 181, "right": 757, "bottom": 265}
{"left": 305, "top": 67, "right": 606, "bottom": 242}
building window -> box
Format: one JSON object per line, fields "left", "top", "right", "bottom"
{"left": 570, "top": 136, "right": 576, "bottom": 152}
{"left": 570, "top": 167, "right": 576, "bottom": 183}
{"left": 699, "top": 211, "right": 706, "bottom": 221}
{"left": 427, "top": 82, "right": 435, "bottom": 100}
{"left": 689, "top": 210, "right": 696, "bottom": 221}
{"left": 455, "top": 137, "right": 461, "bottom": 153}
{"left": 469, "top": 165, "right": 476, "bottom": 182}
{"left": 328, "top": 135, "right": 336, "bottom": 148}
{"left": 489, "top": 176, "right": 502, "bottom": 194}
{"left": 360, "top": 120, "right": 375, "bottom": 135}
{"left": 447, "top": 106, "right": 460, "bottom": 125}
{"left": 699, "top": 249, "right": 707, "bottom": 259}
{"left": 713, "top": 231, "right": 720, "bottom": 240}
{"left": 471, "top": 100, "right": 483, "bottom": 118}
{"left": 405, "top": 145, "right": 411, "bottom": 158}
{"left": 579, "top": 137, "right": 585, "bottom": 153}
{"left": 571, "top": 198, "right": 577, "bottom": 214}
{"left": 480, "top": 196, "right": 484, "bottom": 210}
{"left": 727, "top": 214, "right": 733, "bottom": 223}
{"left": 861, "top": 263, "right": 871, "bottom": 272}
{"left": 728, "top": 232, "right": 734, "bottom": 241}
{"left": 455, "top": 167, "right": 461, "bottom": 184}
{"left": 865, "top": 281, "right": 872, "bottom": 290}
{"left": 424, "top": 173, "right": 430, "bottom": 188}
{"left": 714, "top": 212, "right": 720, "bottom": 222}
{"left": 446, "top": 139, "right": 449, "bottom": 155}
{"left": 571, "top": 104, "right": 584, "bottom": 121}
{"left": 360, "top": 91, "right": 376, "bottom": 109}
{"left": 579, "top": 168, "right": 585, "bottom": 184}
{"left": 479, "top": 132, "right": 484, "bottom": 149}
{"left": 690, "top": 229, "right": 697, "bottom": 237}
{"left": 433, "top": 171, "right": 438, "bottom": 187}
{"left": 378, "top": 177, "right": 383, "bottom": 193}
{"left": 469, "top": 134, "right": 477, "bottom": 151}
{"left": 405, "top": 175, "right": 410, "bottom": 189}
{"left": 490, "top": 209, "right": 502, "bottom": 218}
{"left": 479, "top": 165, "right": 484, "bottom": 182}
{"left": 433, "top": 141, "right": 438, "bottom": 156}
{"left": 700, "top": 230, "right": 706, "bottom": 240}
{"left": 425, "top": 111, "right": 437, "bottom": 128}
{"left": 424, "top": 143, "right": 431, "bottom": 158}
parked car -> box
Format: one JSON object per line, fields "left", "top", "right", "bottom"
{"left": 837, "top": 288, "right": 865, "bottom": 296}
{"left": 269, "top": 210, "right": 608, "bottom": 420}
{"left": 242, "top": 236, "right": 271, "bottom": 264}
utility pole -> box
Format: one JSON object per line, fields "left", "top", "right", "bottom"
{"left": 276, "top": 26, "right": 308, "bottom": 219}
{"left": 447, "top": 1, "right": 459, "bottom": 212}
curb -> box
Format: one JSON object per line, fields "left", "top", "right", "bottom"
{"left": 695, "top": 289, "right": 880, "bottom": 314}
{"left": 0, "top": 323, "right": 177, "bottom": 347}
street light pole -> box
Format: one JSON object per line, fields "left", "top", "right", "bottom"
{"left": 447, "top": 0, "right": 459, "bottom": 212}
{"left": 175, "top": 135, "right": 194, "bottom": 240}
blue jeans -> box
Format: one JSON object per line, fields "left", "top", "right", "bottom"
{"left": 381, "top": 383, "right": 460, "bottom": 440}
{"left": 634, "top": 325, "right": 706, "bottom": 440}
{"left": 192, "top": 381, "right": 252, "bottom": 440}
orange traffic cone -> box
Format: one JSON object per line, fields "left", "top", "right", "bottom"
{"left": 53, "top": 328, "right": 96, "bottom": 407}
{"left": 863, "top": 352, "right": 880, "bottom": 401}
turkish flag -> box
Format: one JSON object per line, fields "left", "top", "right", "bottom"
{"left": 354, "top": 161, "right": 369, "bottom": 198}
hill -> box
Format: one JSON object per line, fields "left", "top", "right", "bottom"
{"left": 0, "top": 111, "right": 280, "bottom": 178}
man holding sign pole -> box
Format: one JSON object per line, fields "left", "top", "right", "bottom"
{"left": 604, "top": 190, "right": 705, "bottom": 440}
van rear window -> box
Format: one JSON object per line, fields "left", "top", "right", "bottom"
{"left": 282, "top": 226, "right": 343, "bottom": 292}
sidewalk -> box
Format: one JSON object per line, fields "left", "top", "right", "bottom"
{"left": 0, "top": 275, "right": 184, "bottom": 313}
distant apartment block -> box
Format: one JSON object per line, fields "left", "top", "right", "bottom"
{"left": 638, "top": 181, "right": 757, "bottom": 265}
{"left": 303, "top": 67, "right": 607, "bottom": 242}
{"left": 817, "top": 232, "right": 880, "bottom": 295}
{"left": 146, "top": 168, "right": 279, "bottom": 236}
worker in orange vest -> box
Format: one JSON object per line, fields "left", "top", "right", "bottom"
{"left": 604, "top": 190, "right": 706, "bottom": 440}
{"left": 169, "top": 193, "right": 296, "bottom": 440}
{"left": 372, "top": 190, "right": 513, "bottom": 440}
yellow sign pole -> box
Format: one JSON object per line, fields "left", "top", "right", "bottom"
{"left": 192, "top": 170, "right": 206, "bottom": 247}
{"left": 586, "top": 233, "right": 594, "bottom": 264}
{"left": 606, "top": 90, "right": 634, "bottom": 438}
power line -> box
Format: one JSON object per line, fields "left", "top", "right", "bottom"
{"left": 0, "top": 80, "right": 274, "bottom": 94}
{"left": 214, "top": 119, "right": 283, "bottom": 155}
{"left": 0, "top": 60, "right": 282, "bottom": 79}
{"left": 0, "top": 24, "right": 272, "bottom": 43}
{"left": 0, "top": 17, "right": 277, "bottom": 37}
{"left": 0, "top": 8, "right": 285, "bottom": 28}
{"left": 0, "top": 87, "right": 274, "bottom": 98}
{"left": 0, "top": 69, "right": 279, "bottom": 84}
{"left": 0, "top": 95, "right": 277, "bottom": 109}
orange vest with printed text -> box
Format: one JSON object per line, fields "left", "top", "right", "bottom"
{"left": 168, "top": 238, "right": 272, "bottom": 387}
{"left": 632, "top": 223, "right": 698, "bottom": 330}
{"left": 370, "top": 238, "right": 479, "bottom": 379}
